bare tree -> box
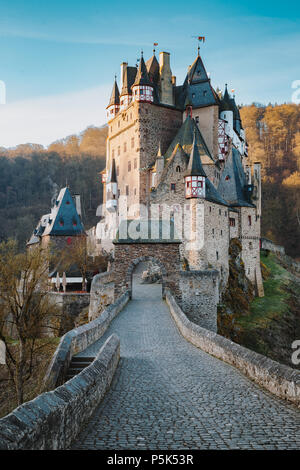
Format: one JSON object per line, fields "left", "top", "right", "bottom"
{"left": 0, "top": 240, "right": 59, "bottom": 405}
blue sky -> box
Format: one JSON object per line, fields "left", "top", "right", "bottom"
{"left": 0, "top": 0, "right": 299, "bottom": 147}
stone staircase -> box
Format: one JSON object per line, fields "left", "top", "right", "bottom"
{"left": 66, "top": 356, "right": 94, "bottom": 381}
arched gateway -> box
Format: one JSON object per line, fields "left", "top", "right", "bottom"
{"left": 111, "top": 220, "right": 182, "bottom": 299}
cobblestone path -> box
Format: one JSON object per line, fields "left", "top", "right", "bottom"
{"left": 72, "top": 280, "right": 300, "bottom": 450}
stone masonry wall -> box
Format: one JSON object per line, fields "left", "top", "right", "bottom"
{"left": 166, "top": 289, "right": 300, "bottom": 407}
{"left": 88, "top": 271, "right": 115, "bottom": 321}
{"left": 0, "top": 334, "right": 120, "bottom": 450}
{"left": 179, "top": 270, "right": 219, "bottom": 332}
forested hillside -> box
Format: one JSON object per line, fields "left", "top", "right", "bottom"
{"left": 240, "top": 104, "right": 300, "bottom": 258}
{"left": 0, "top": 126, "right": 107, "bottom": 249}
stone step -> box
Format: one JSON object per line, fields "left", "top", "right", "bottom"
{"left": 72, "top": 356, "right": 94, "bottom": 363}
{"left": 69, "top": 362, "right": 90, "bottom": 369}
{"left": 65, "top": 356, "right": 94, "bottom": 382}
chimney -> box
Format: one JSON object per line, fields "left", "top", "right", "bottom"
{"left": 159, "top": 51, "right": 170, "bottom": 69}
{"left": 120, "top": 62, "right": 127, "bottom": 91}
{"left": 159, "top": 52, "right": 173, "bottom": 106}
{"left": 74, "top": 195, "right": 82, "bottom": 217}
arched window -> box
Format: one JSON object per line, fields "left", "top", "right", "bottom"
{"left": 176, "top": 166, "right": 181, "bottom": 173}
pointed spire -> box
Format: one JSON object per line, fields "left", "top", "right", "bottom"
{"left": 133, "top": 53, "right": 152, "bottom": 87}
{"left": 108, "top": 77, "right": 120, "bottom": 106}
{"left": 219, "top": 84, "right": 232, "bottom": 113}
{"left": 185, "top": 129, "right": 206, "bottom": 177}
{"left": 107, "top": 159, "right": 117, "bottom": 184}
{"left": 224, "top": 83, "right": 229, "bottom": 101}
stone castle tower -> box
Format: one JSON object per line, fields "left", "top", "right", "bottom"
{"left": 96, "top": 47, "right": 264, "bottom": 296}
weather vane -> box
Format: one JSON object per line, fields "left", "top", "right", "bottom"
{"left": 191, "top": 36, "right": 206, "bottom": 55}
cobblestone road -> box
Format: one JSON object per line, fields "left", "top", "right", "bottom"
{"left": 72, "top": 279, "right": 300, "bottom": 450}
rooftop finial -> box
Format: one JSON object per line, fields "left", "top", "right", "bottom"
{"left": 141, "top": 49, "right": 143, "bottom": 58}
{"left": 191, "top": 35, "right": 205, "bottom": 56}
{"left": 153, "top": 42, "right": 158, "bottom": 55}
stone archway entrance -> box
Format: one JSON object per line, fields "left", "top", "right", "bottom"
{"left": 112, "top": 241, "right": 181, "bottom": 300}
{"left": 131, "top": 259, "right": 163, "bottom": 300}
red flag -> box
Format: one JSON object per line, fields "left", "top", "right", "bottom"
{"left": 198, "top": 36, "right": 205, "bottom": 42}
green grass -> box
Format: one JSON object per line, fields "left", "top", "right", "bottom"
{"left": 237, "top": 253, "right": 291, "bottom": 329}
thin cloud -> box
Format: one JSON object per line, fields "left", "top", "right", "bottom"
{"left": 0, "top": 85, "right": 110, "bottom": 148}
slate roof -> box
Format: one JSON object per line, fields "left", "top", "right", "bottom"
{"left": 177, "top": 55, "right": 219, "bottom": 109}
{"left": 107, "top": 79, "right": 120, "bottom": 107}
{"left": 146, "top": 54, "right": 160, "bottom": 85}
{"left": 205, "top": 178, "right": 229, "bottom": 207}
{"left": 43, "top": 187, "right": 85, "bottom": 236}
{"left": 217, "top": 148, "right": 255, "bottom": 207}
{"left": 120, "top": 66, "right": 137, "bottom": 96}
{"left": 113, "top": 219, "right": 181, "bottom": 244}
{"left": 132, "top": 55, "right": 152, "bottom": 87}
{"left": 219, "top": 85, "right": 232, "bottom": 112}
{"left": 164, "top": 115, "right": 216, "bottom": 165}
{"left": 27, "top": 213, "right": 51, "bottom": 245}
{"left": 185, "top": 131, "right": 206, "bottom": 177}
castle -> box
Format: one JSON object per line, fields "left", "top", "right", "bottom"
{"left": 95, "top": 47, "right": 264, "bottom": 299}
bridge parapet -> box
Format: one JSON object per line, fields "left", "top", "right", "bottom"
{"left": 166, "top": 289, "right": 300, "bottom": 407}
{"left": 0, "top": 334, "right": 120, "bottom": 450}
{"left": 42, "top": 290, "right": 129, "bottom": 391}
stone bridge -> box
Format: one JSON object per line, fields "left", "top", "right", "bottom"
{"left": 0, "top": 271, "right": 299, "bottom": 450}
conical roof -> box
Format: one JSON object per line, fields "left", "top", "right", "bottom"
{"left": 185, "top": 130, "right": 206, "bottom": 177}
{"left": 107, "top": 78, "right": 120, "bottom": 107}
{"left": 219, "top": 84, "right": 232, "bottom": 113}
{"left": 121, "top": 66, "right": 137, "bottom": 96}
{"left": 132, "top": 54, "right": 152, "bottom": 87}
{"left": 146, "top": 54, "right": 160, "bottom": 84}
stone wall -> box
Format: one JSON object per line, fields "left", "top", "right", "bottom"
{"left": 261, "top": 237, "right": 285, "bottom": 255}
{"left": 89, "top": 271, "right": 115, "bottom": 321}
{"left": 166, "top": 289, "right": 300, "bottom": 407}
{"left": 47, "top": 292, "right": 90, "bottom": 335}
{"left": 42, "top": 291, "right": 129, "bottom": 391}
{"left": 179, "top": 269, "right": 219, "bottom": 332}
{"left": 0, "top": 334, "right": 120, "bottom": 450}
{"left": 113, "top": 242, "right": 181, "bottom": 299}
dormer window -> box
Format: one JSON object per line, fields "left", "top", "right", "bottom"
{"left": 59, "top": 219, "right": 64, "bottom": 226}
{"left": 176, "top": 166, "right": 181, "bottom": 173}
